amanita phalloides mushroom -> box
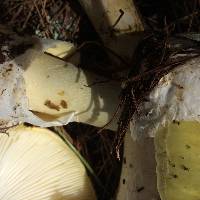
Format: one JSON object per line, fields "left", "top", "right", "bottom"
{"left": 119, "top": 55, "right": 200, "bottom": 200}
{"left": 0, "top": 27, "right": 120, "bottom": 130}
{"left": 0, "top": 27, "right": 121, "bottom": 200}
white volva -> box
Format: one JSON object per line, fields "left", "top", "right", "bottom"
{"left": 0, "top": 126, "right": 96, "bottom": 200}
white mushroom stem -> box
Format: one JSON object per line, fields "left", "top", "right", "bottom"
{"left": 0, "top": 126, "right": 96, "bottom": 200}
{"left": 78, "top": 0, "right": 144, "bottom": 62}
{"left": 116, "top": 131, "right": 159, "bottom": 200}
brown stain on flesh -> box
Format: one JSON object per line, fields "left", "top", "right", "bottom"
{"left": 60, "top": 100, "right": 67, "bottom": 109}
{"left": 44, "top": 100, "right": 60, "bottom": 111}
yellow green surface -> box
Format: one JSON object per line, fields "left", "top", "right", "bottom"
{"left": 155, "top": 121, "right": 200, "bottom": 200}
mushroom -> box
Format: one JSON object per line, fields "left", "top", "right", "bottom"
{"left": 78, "top": 0, "right": 144, "bottom": 63}
{"left": 153, "top": 56, "right": 200, "bottom": 200}
{"left": 0, "top": 28, "right": 120, "bottom": 130}
{"left": 118, "top": 56, "right": 200, "bottom": 200}
{"left": 21, "top": 41, "right": 120, "bottom": 130}
{"left": 0, "top": 30, "right": 120, "bottom": 199}
{"left": 0, "top": 125, "right": 96, "bottom": 200}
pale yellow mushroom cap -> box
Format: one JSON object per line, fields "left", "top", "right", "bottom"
{"left": 21, "top": 42, "right": 120, "bottom": 130}
{"left": 0, "top": 126, "right": 96, "bottom": 200}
